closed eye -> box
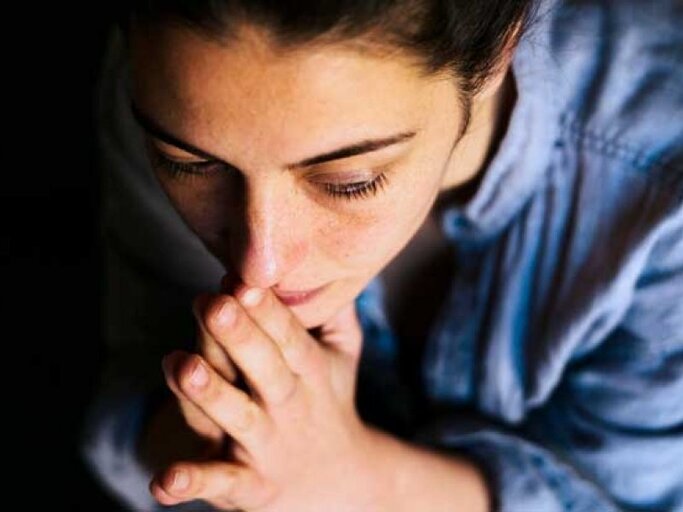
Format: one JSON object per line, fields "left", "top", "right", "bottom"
{"left": 147, "top": 147, "right": 389, "bottom": 202}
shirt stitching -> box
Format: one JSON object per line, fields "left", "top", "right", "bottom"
{"left": 559, "top": 111, "right": 681, "bottom": 175}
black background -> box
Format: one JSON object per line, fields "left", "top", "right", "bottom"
{"left": 4, "top": 4, "right": 123, "bottom": 510}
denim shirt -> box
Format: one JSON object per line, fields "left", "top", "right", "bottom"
{"left": 81, "top": 1, "right": 683, "bottom": 511}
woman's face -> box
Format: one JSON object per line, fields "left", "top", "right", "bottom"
{"left": 129, "top": 22, "right": 477, "bottom": 329}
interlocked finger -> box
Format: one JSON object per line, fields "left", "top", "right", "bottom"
{"left": 167, "top": 350, "right": 274, "bottom": 454}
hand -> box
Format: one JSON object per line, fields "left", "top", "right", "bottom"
{"left": 151, "top": 276, "right": 389, "bottom": 511}
{"left": 137, "top": 284, "right": 239, "bottom": 473}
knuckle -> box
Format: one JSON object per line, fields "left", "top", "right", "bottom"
{"left": 262, "top": 362, "right": 299, "bottom": 406}
{"left": 235, "top": 397, "right": 261, "bottom": 433}
{"left": 285, "top": 336, "right": 319, "bottom": 374}
{"left": 273, "top": 375, "right": 299, "bottom": 407}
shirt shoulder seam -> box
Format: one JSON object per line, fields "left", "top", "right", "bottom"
{"left": 558, "top": 111, "right": 682, "bottom": 178}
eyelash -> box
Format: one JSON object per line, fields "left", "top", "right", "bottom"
{"left": 149, "top": 150, "right": 389, "bottom": 202}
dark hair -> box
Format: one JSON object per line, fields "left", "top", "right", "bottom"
{"left": 118, "top": 0, "right": 537, "bottom": 133}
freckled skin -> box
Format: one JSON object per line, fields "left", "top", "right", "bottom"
{"left": 128, "top": 21, "right": 510, "bottom": 329}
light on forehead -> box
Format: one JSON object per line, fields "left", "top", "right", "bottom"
{"left": 130, "top": 99, "right": 418, "bottom": 169}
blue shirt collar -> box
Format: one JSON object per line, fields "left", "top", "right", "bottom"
{"left": 439, "top": 7, "right": 562, "bottom": 242}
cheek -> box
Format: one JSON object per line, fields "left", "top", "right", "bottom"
{"left": 323, "top": 218, "right": 405, "bottom": 273}
{"left": 317, "top": 178, "right": 436, "bottom": 273}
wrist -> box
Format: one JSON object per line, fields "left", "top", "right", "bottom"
{"left": 367, "top": 425, "right": 491, "bottom": 512}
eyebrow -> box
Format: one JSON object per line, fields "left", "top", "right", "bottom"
{"left": 129, "top": 100, "right": 417, "bottom": 170}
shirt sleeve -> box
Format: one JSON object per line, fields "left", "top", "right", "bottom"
{"left": 411, "top": 184, "right": 683, "bottom": 512}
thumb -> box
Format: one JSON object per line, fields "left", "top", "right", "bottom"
{"left": 315, "top": 300, "right": 363, "bottom": 361}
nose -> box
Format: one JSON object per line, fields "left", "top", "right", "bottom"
{"left": 227, "top": 180, "right": 307, "bottom": 289}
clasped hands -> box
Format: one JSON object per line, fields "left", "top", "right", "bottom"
{"left": 151, "top": 275, "right": 390, "bottom": 511}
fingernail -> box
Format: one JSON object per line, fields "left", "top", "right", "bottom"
{"left": 240, "top": 287, "right": 264, "bottom": 307}
{"left": 217, "top": 300, "right": 236, "bottom": 327}
{"left": 190, "top": 361, "right": 208, "bottom": 388}
{"left": 171, "top": 469, "right": 190, "bottom": 492}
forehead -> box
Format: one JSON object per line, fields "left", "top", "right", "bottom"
{"left": 128, "top": 22, "right": 440, "bottom": 162}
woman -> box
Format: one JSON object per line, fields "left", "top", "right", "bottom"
{"left": 81, "top": 0, "right": 683, "bottom": 510}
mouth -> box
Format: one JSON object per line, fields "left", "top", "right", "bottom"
{"left": 273, "top": 284, "right": 327, "bottom": 306}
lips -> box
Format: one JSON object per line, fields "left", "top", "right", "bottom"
{"left": 273, "top": 284, "right": 326, "bottom": 306}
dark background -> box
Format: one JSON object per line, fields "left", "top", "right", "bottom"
{"left": 4, "top": 4, "right": 123, "bottom": 510}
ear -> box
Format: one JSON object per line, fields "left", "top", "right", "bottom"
{"left": 473, "top": 21, "right": 522, "bottom": 101}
